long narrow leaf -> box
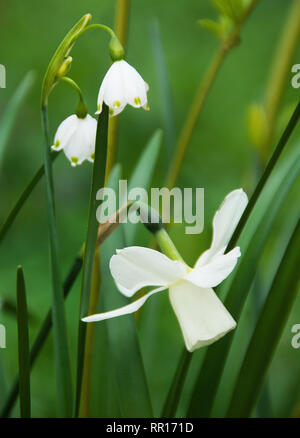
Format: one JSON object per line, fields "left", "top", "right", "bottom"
{"left": 41, "top": 106, "right": 72, "bottom": 417}
{"left": 16, "top": 266, "right": 31, "bottom": 418}
{"left": 227, "top": 217, "right": 300, "bottom": 417}
{"left": 98, "top": 166, "right": 153, "bottom": 417}
{"left": 124, "top": 129, "right": 162, "bottom": 246}
{"left": 187, "top": 151, "right": 300, "bottom": 417}
{"left": 0, "top": 72, "right": 35, "bottom": 167}
{"left": 74, "top": 105, "right": 109, "bottom": 417}
{"left": 0, "top": 152, "right": 59, "bottom": 245}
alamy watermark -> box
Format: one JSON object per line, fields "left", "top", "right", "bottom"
{"left": 0, "top": 64, "right": 6, "bottom": 88}
{"left": 0, "top": 323, "right": 6, "bottom": 349}
{"left": 291, "top": 324, "right": 300, "bottom": 349}
{"left": 96, "top": 181, "right": 204, "bottom": 234}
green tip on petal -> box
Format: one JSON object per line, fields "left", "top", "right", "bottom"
{"left": 134, "top": 96, "right": 141, "bottom": 105}
{"left": 53, "top": 140, "right": 60, "bottom": 148}
{"left": 71, "top": 157, "right": 79, "bottom": 165}
{"left": 90, "top": 153, "right": 95, "bottom": 161}
{"left": 109, "top": 108, "right": 114, "bottom": 116}
{"left": 113, "top": 100, "right": 121, "bottom": 108}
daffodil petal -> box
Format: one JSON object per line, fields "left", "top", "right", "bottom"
{"left": 169, "top": 281, "right": 236, "bottom": 352}
{"left": 109, "top": 246, "right": 187, "bottom": 297}
{"left": 196, "top": 189, "right": 248, "bottom": 267}
{"left": 82, "top": 286, "right": 166, "bottom": 322}
{"left": 187, "top": 247, "right": 241, "bottom": 288}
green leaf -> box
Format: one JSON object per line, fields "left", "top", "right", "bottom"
{"left": 150, "top": 20, "right": 175, "bottom": 167}
{"left": 198, "top": 19, "right": 224, "bottom": 39}
{"left": 0, "top": 71, "right": 35, "bottom": 168}
{"left": 41, "top": 14, "right": 91, "bottom": 106}
{"left": 16, "top": 266, "right": 31, "bottom": 418}
{"left": 98, "top": 165, "right": 153, "bottom": 417}
{"left": 74, "top": 105, "right": 109, "bottom": 417}
{"left": 124, "top": 129, "right": 162, "bottom": 246}
{"left": 227, "top": 217, "right": 300, "bottom": 417}
{"left": 0, "top": 152, "right": 59, "bottom": 245}
{"left": 212, "top": 0, "right": 236, "bottom": 20}
{"left": 41, "top": 107, "right": 73, "bottom": 417}
{"left": 187, "top": 147, "right": 300, "bottom": 417}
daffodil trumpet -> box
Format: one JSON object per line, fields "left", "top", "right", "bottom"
{"left": 82, "top": 189, "right": 248, "bottom": 352}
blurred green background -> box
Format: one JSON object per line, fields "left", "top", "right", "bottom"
{"left": 0, "top": 0, "right": 299, "bottom": 417}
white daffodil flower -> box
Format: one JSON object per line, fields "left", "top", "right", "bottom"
{"left": 82, "top": 189, "right": 248, "bottom": 352}
{"left": 51, "top": 114, "right": 97, "bottom": 167}
{"left": 96, "top": 60, "right": 149, "bottom": 117}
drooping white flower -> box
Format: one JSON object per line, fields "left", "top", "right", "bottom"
{"left": 82, "top": 189, "right": 248, "bottom": 352}
{"left": 51, "top": 114, "right": 97, "bottom": 167}
{"left": 96, "top": 60, "right": 149, "bottom": 117}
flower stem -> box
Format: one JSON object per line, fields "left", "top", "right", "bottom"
{"left": 41, "top": 105, "right": 73, "bottom": 417}
{"left": 74, "top": 104, "right": 109, "bottom": 418}
{"left": 106, "top": 0, "right": 131, "bottom": 184}
{"left": 165, "top": 0, "right": 259, "bottom": 188}
{"left": 261, "top": 0, "right": 300, "bottom": 160}
{"left": 79, "top": 249, "right": 101, "bottom": 418}
{"left": 155, "top": 228, "right": 185, "bottom": 263}
{"left": 227, "top": 99, "right": 300, "bottom": 252}
{"left": 0, "top": 152, "right": 59, "bottom": 245}
{"left": 59, "top": 76, "right": 84, "bottom": 102}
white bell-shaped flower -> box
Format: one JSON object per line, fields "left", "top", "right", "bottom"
{"left": 96, "top": 60, "right": 149, "bottom": 117}
{"left": 82, "top": 189, "right": 248, "bottom": 352}
{"left": 51, "top": 114, "right": 97, "bottom": 167}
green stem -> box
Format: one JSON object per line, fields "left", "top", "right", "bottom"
{"left": 74, "top": 105, "right": 109, "bottom": 417}
{"left": 165, "top": 0, "right": 259, "bottom": 188}
{"left": 0, "top": 254, "right": 82, "bottom": 418}
{"left": 79, "top": 249, "right": 101, "bottom": 418}
{"left": 59, "top": 76, "right": 84, "bottom": 102}
{"left": 227, "top": 100, "right": 300, "bottom": 252}
{"left": 164, "top": 98, "right": 300, "bottom": 419}
{"left": 16, "top": 266, "right": 31, "bottom": 418}
{"left": 162, "top": 350, "right": 192, "bottom": 417}
{"left": 155, "top": 228, "right": 185, "bottom": 263}
{"left": 106, "top": 0, "right": 131, "bottom": 183}
{"left": 0, "top": 152, "right": 59, "bottom": 244}
{"left": 262, "top": 0, "right": 300, "bottom": 157}
{"left": 41, "top": 105, "right": 73, "bottom": 417}
{"left": 78, "top": 23, "right": 116, "bottom": 39}
{"left": 227, "top": 218, "right": 300, "bottom": 417}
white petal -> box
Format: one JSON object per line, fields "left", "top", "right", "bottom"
{"left": 51, "top": 114, "right": 78, "bottom": 151}
{"left": 169, "top": 281, "right": 236, "bottom": 352}
{"left": 82, "top": 286, "right": 166, "bottom": 322}
{"left": 63, "top": 115, "right": 97, "bottom": 166}
{"left": 196, "top": 189, "right": 248, "bottom": 267}
{"left": 102, "top": 61, "right": 127, "bottom": 111}
{"left": 109, "top": 246, "right": 187, "bottom": 297}
{"left": 120, "top": 60, "right": 148, "bottom": 108}
{"left": 186, "top": 247, "right": 241, "bottom": 288}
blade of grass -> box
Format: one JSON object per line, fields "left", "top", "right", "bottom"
{"left": 0, "top": 152, "right": 59, "bottom": 245}
{"left": 227, "top": 217, "right": 300, "bottom": 417}
{"left": 187, "top": 151, "right": 300, "bottom": 417}
{"left": 16, "top": 266, "right": 31, "bottom": 418}
{"left": 41, "top": 105, "right": 72, "bottom": 417}
{"left": 0, "top": 72, "right": 35, "bottom": 168}
{"left": 74, "top": 104, "right": 109, "bottom": 417}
